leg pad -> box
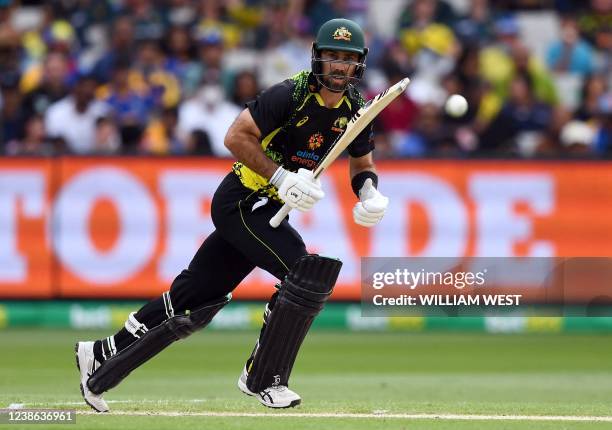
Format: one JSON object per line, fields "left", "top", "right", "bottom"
{"left": 88, "top": 294, "right": 230, "bottom": 395}
{"left": 246, "top": 255, "right": 342, "bottom": 392}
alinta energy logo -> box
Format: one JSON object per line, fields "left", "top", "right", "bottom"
{"left": 291, "top": 149, "right": 320, "bottom": 169}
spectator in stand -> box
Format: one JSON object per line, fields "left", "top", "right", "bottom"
{"left": 397, "top": 0, "right": 457, "bottom": 29}
{"left": 304, "top": 0, "right": 369, "bottom": 40}
{"left": 454, "top": 0, "right": 495, "bottom": 46}
{"left": 480, "top": 72, "right": 553, "bottom": 155}
{"left": 257, "top": 11, "right": 312, "bottom": 89}
{"left": 102, "top": 60, "right": 156, "bottom": 153}
{"left": 398, "top": 0, "right": 459, "bottom": 80}
{"left": 122, "top": 0, "right": 166, "bottom": 42}
{"left": 92, "top": 16, "right": 136, "bottom": 83}
{"left": 47, "top": 0, "right": 118, "bottom": 49}
{"left": 5, "top": 114, "right": 57, "bottom": 156}
{"left": 593, "top": 92, "right": 612, "bottom": 155}
{"left": 254, "top": 2, "right": 295, "bottom": 50}
{"left": 164, "top": 25, "right": 199, "bottom": 97}
{"left": 185, "top": 129, "right": 213, "bottom": 155}
{"left": 132, "top": 38, "right": 181, "bottom": 109}
{"left": 546, "top": 15, "right": 596, "bottom": 75}
{"left": 178, "top": 83, "right": 240, "bottom": 157}
{"left": 93, "top": 116, "right": 121, "bottom": 154}
{"left": 453, "top": 46, "right": 493, "bottom": 126}
{"left": 559, "top": 119, "right": 597, "bottom": 155}
{"left": 307, "top": 0, "right": 351, "bottom": 34}
{"left": 535, "top": 101, "right": 573, "bottom": 157}
{"left": 193, "top": 0, "right": 242, "bottom": 50}
{"left": 0, "top": 72, "right": 27, "bottom": 151}
{"left": 399, "top": 102, "right": 456, "bottom": 157}
{"left": 574, "top": 74, "right": 609, "bottom": 121}
{"left": 22, "top": 51, "right": 71, "bottom": 118}
{"left": 0, "top": 2, "right": 21, "bottom": 86}
{"left": 0, "top": 1, "right": 19, "bottom": 56}
{"left": 44, "top": 73, "right": 110, "bottom": 154}
{"left": 577, "top": 0, "right": 612, "bottom": 58}
{"left": 231, "top": 70, "right": 259, "bottom": 109}
{"left": 141, "top": 107, "right": 185, "bottom": 154}
{"left": 479, "top": 15, "right": 558, "bottom": 128}
{"left": 189, "top": 28, "right": 235, "bottom": 97}
{"left": 161, "top": 0, "right": 198, "bottom": 28}
{"left": 373, "top": 64, "right": 419, "bottom": 157}
{"left": 21, "top": 9, "right": 79, "bottom": 83}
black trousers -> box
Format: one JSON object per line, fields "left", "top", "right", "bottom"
{"left": 169, "top": 172, "right": 308, "bottom": 311}
{"left": 104, "top": 173, "right": 308, "bottom": 358}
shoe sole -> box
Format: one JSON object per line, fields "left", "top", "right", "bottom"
{"left": 74, "top": 343, "right": 108, "bottom": 413}
{"left": 266, "top": 398, "right": 301, "bottom": 409}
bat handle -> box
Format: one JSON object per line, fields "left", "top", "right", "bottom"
{"left": 269, "top": 203, "right": 292, "bottom": 228}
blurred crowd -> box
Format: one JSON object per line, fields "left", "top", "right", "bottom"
{"left": 0, "top": 0, "right": 610, "bottom": 158}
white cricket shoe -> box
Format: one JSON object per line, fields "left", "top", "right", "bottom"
{"left": 237, "top": 367, "right": 301, "bottom": 408}
{"left": 75, "top": 341, "right": 109, "bottom": 413}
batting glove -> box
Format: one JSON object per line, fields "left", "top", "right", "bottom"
{"left": 353, "top": 178, "right": 388, "bottom": 227}
{"left": 271, "top": 167, "right": 325, "bottom": 212}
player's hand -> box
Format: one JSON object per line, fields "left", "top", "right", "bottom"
{"left": 272, "top": 167, "right": 325, "bottom": 212}
{"left": 353, "top": 178, "right": 388, "bottom": 227}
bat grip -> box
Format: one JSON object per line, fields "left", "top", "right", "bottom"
{"left": 269, "top": 203, "right": 292, "bottom": 228}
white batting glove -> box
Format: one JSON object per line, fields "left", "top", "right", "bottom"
{"left": 271, "top": 167, "right": 325, "bottom": 212}
{"left": 353, "top": 178, "right": 389, "bottom": 227}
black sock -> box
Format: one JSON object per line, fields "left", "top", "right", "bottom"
{"left": 112, "top": 328, "right": 136, "bottom": 353}
{"left": 93, "top": 340, "right": 105, "bottom": 363}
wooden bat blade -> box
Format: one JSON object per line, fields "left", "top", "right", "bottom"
{"left": 270, "top": 77, "right": 410, "bottom": 228}
{"left": 313, "top": 77, "right": 410, "bottom": 177}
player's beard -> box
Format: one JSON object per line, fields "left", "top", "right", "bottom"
{"left": 322, "top": 71, "right": 349, "bottom": 92}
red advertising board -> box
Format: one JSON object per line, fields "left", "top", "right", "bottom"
{"left": 1, "top": 158, "right": 611, "bottom": 299}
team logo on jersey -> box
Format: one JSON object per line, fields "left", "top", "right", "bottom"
{"left": 332, "top": 116, "right": 348, "bottom": 132}
{"left": 296, "top": 116, "right": 309, "bottom": 127}
{"left": 308, "top": 132, "right": 324, "bottom": 150}
{"left": 333, "top": 27, "right": 352, "bottom": 41}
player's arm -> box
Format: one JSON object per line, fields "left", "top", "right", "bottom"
{"left": 225, "top": 107, "right": 323, "bottom": 212}
{"left": 349, "top": 152, "right": 389, "bottom": 227}
{"left": 224, "top": 108, "right": 278, "bottom": 179}
{"left": 349, "top": 151, "right": 376, "bottom": 180}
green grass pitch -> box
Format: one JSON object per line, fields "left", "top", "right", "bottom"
{"left": 1, "top": 329, "right": 611, "bottom": 429}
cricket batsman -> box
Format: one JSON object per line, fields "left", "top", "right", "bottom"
{"left": 75, "top": 18, "right": 389, "bottom": 411}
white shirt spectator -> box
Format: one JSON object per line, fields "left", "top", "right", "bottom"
{"left": 45, "top": 96, "right": 110, "bottom": 154}
{"left": 258, "top": 39, "right": 311, "bottom": 90}
{"left": 178, "top": 85, "right": 240, "bottom": 157}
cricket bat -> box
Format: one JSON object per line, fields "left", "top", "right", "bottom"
{"left": 269, "top": 77, "right": 410, "bottom": 228}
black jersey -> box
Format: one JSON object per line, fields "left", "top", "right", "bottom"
{"left": 232, "top": 70, "right": 373, "bottom": 198}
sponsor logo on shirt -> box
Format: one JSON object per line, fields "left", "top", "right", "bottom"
{"left": 291, "top": 150, "right": 320, "bottom": 169}
{"left": 308, "top": 132, "right": 324, "bottom": 150}
{"left": 296, "top": 116, "right": 309, "bottom": 127}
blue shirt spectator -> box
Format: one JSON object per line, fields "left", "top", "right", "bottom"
{"left": 546, "top": 16, "right": 595, "bottom": 75}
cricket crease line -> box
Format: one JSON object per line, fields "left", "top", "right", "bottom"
{"left": 69, "top": 411, "right": 612, "bottom": 422}
{"left": 15, "top": 401, "right": 612, "bottom": 422}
